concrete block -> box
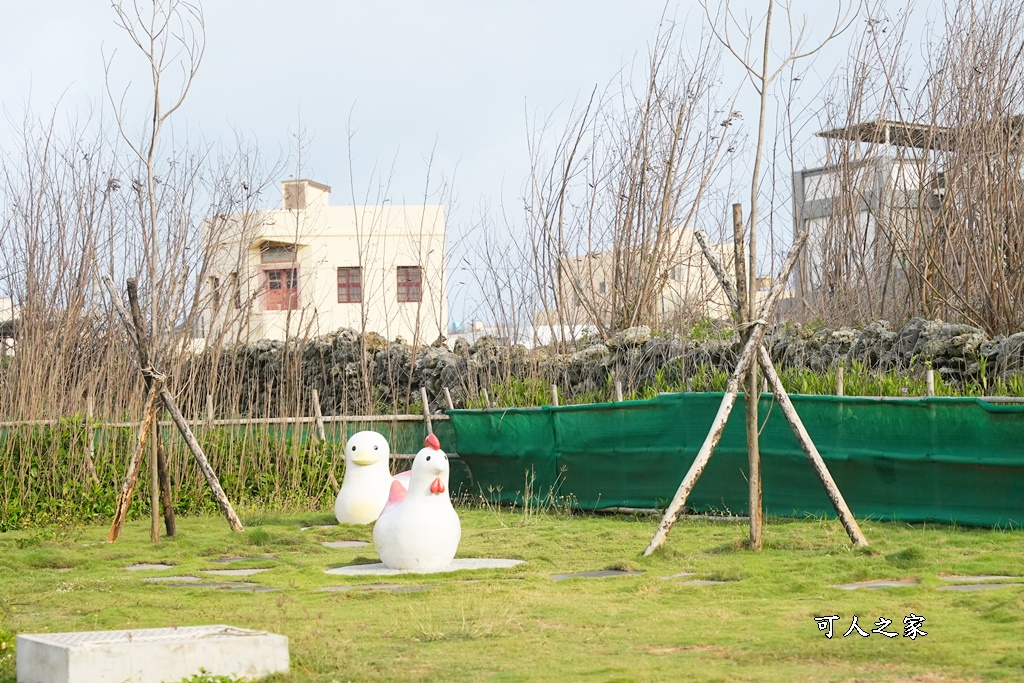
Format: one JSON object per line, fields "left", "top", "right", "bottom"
{"left": 17, "top": 625, "right": 288, "bottom": 683}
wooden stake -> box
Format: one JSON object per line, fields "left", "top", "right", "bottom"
{"left": 149, "top": 420, "right": 160, "bottom": 543}
{"left": 103, "top": 276, "right": 241, "bottom": 534}
{"left": 156, "top": 435, "right": 175, "bottom": 537}
{"left": 206, "top": 393, "right": 215, "bottom": 427}
{"left": 313, "top": 388, "right": 340, "bottom": 494}
{"left": 311, "top": 389, "right": 326, "bottom": 441}
{"left": 551, "top": 384, "right": 559, "bottom": 407}
{"left": 123, "top": 278, "right": 176, "bottom": 536}
{"left": 420, "top": 387, "right": 433, "bottom": 435}
{"left": 836, "top": 365, "right": 845, "bottom": 397}
{"left": 160, "top": 386, "right": 244, "bottom": 532}
{"left": 690, "top": 229, "right": 867, "bottom": 548}
{"left": 443, "top": 386, "right": 455, "bottom": 411}
{"left": 482, "top": 387, "right": 491, "bottom": 409}
{"left": 615, "top": 381, "right": 623, "bottom": 403}
{"left": 757, "top": 346, "right": 867, "bottom": 546}
{"left": 644, "top": 231, "right": 807, "bottom": 556}
{"left": 926, "top": 368, "right": 935, "bottom": 397}
{"left": 109, "top": 379, "right": 164, "bottom": 543}
{"left": 84, "top": 395, "right": 99, "bottom": 485}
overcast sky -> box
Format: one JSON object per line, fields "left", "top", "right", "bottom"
{"left": 0, "top": 1, "right": 940, "bottom": 322}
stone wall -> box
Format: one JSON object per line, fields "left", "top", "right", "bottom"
{"left": 203, "top": 318, "right": 1024, "bottom": 416}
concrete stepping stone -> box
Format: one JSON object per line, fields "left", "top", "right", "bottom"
{"left": 326, "top": 558, "right": 524, "bottom": 576}
{"left": 551, "top": 569, "right": 643, "bottom": 581}
{"left": 322, "top": 541, "right": 370, "bottom": 549}
{"left": 210, "top": 556, "right": 280, "bottom": 564}
{"left": 300, "top": 525, "right": 336, "bottom": 531}
{"left": 939, "top": 575, "right": 1019, "bottom": 582}
{"left": 835, "top": 579, "right": 919, "bottom": 590}
{"left": 166, "top": 581, "right": 281, "bottom": 592}
{"left": 677, "top": 579, "right": 733, "bottom": 586}
{"left": 938, "top": 583, "right": 1018, "bottom": 592}
{"left": 142, "top": 576, "right": 201, "bottom": 583}
{"left": 661, "top": 572, "right": 695, "bottom": 580}
{"left": 201, "top": 568, "right": 273, "bottom": 577}
{"left": 318, "top": 583, "right": 432, "bottom": 593}
{"left": 125, "top": 563, "right": 174, "bottom": 571}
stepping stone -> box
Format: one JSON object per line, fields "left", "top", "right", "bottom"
{"left": 210, "top": 556, "right": 280, "bottom": 564}
{"left": 939, "top": 575, "right": 1019, "bottom": 582}
{"left": 318, "top": 583, "right": 432, "bottom": 594}
{"left": 223, "top": 584, "right": 281, "bottom": 593}
{"left": 322, "top": 541, "right": 370, "bottom": 549}
{"left": 326, "top": 558, "right": 524, "bottom": 576}
{"left": 551, "top": 570, "right": 643, "bottom": 581}
{"left": 125, "top": 563, "right": 174, "bottom": 571}
{"left": 676, "top": 579, "right": 732, "bottom": 586}
{"left": 318, "top": 583, "right": 403, "bottom": 592}
{"left": 938, "top": 583, "right": 1018, "bottom": 592}
{"left": 300, "top": 525, "right": 336, "bottom": 531}
{"left": 143, "top": 576, "right": 201, "bottom": 583}
{"left": 661, "top": 572, "right": 695, "bottom": 580}
{"left": 834, "top": 579, "right": 919, "bottom": 590}
{"left": 201, "top": 568, "right": 272, "bottom": 577}
{"left": 166, "top": 581, "right": 282, "bottom": 592}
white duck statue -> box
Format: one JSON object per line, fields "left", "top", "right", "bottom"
{"left": 334, "top": 430, "right": 394, "bottom": 525}
{"left": 373, "top": 433, "right": 461, "bottom": 571}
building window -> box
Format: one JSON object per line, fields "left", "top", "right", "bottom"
{"left": 598, "top": 281, "right": 606, "bottom": 294}
{"left": 261, "top": 244, "right": 297, "bottom": 263}
{"left": 397, "top": 266, "right": 422, "bottom": 303}
{"left": 338, "top": 267, "right": 362, "bottom": 303}
{"left": 210, "top": 276, "right": 221, "bottom": 308}
{"left": 264, "top": 268, "right": 299, "bottom": 311}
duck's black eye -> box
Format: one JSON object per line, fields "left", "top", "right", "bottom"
{"left": 426, "top": 455, "right": 432, "bottom": 461}
{"left": 374, "top": 445, "right": 378, "bottom": 450}
{"left": 351, "top": 445, "right": 356, "bottom": 451}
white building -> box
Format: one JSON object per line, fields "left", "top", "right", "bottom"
{"left": 201, "top": 180, "right": 448, "bottom": 344}
{"left": 792, "top": 120, "right": 938, "bottom": 305}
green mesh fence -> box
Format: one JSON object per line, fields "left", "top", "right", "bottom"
{"left": 448, "top": 393, "right": 1024, "bottom": 527}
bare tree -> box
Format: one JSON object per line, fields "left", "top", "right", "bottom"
{"left": 805, "top": 0, "right": 1024, "bottom": 337}
{"left": 520, "top": 22, "right": 741, "bottom": 345}
{"left": 703, "top": 0, "right": 857, "bottom": 549}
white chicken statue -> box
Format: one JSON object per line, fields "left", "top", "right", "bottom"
{"left": 373, "top": 433, "right": 461, "bottom": 571}
{"left": 334, "top": 430, "right": 394, "bottom": 525}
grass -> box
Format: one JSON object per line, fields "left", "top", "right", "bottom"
{"left": 0, "top": 508, "right": 1022, "bottom": 682}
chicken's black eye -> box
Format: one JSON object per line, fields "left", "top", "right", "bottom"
{"left": 374, "top": 445, "right": 378, "bottom": 450}
{"left": 426, "top": 455, "right": 432, "bottom": 461}
{"left": 351, "top": 445, "right": 356, "bottom": 451}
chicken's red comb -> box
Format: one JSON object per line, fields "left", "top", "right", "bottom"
{"left": 424, "top": 433, "right": 440, "bottom": 450}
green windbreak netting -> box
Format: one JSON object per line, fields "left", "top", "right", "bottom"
{"left": 448, "top": 394, "right": 1024, "bottom": 527}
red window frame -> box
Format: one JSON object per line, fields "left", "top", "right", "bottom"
{"left": 396, "top": 266, "right": 422, "bottom": 303}
{"left": 337, "top": 266, "right": 362, "bottom": 303}
{"left": 263, "top": 267, "right": 299, "bottom": 311}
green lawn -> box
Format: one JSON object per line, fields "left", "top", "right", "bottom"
{"left": 1, "top": 507, "right": 1021, "bottom": 682}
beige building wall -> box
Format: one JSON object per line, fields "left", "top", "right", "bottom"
{"left": 202, "top": 180, "right": 447, "bottom": 344}
{"left": 539, "top": 228, "right": 740, "bottom": 329}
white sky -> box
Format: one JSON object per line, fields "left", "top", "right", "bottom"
{"left": 0, "top": 1, "right": 941, "bottom": 323}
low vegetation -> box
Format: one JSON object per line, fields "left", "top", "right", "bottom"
{"left": 0, "top": 508, "right": 1021, "bottom": 682}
